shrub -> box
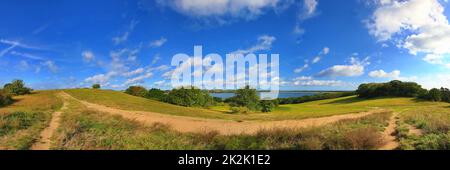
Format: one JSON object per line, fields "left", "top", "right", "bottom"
{"left": 92, "top": 84, "right": 101, "bottom": 89}
{"left": 125, "top": 86, "right": 148, "bottom": 97}
{"left": 0, "top": 90, "right": 13, "bottom": 107}
{"left": 230, "top": 107, "right": 250, "bottom": 114}
{"left": 259, "top": 100, "right": 276, "bottom": 112}
{"left": 226, "top": 86, "right": 260, "bottom": 111}
{"left": 343, "top": 128, "right": 383, "bottom": 150}
{"left": 213, "top": 97, "right": 223, "bottom": 103}
{"left": 3, "top": 80, "right": 32, "bottom": 96}
{"left": 146, "top": 88, "right": 167, "bottom": 101}
{"left": 165, "top": 87, "right": 215, "bottom": 107}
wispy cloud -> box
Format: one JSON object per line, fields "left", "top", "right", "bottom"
{"left": 0, "top": 39, "right": 45, "bottom": 57}
{"left": 10, "top": 51, "right": 46, "bottom": 60}
{"left": 232, "top": 35, "right": 276, "bottom": 55}
{"left": 149, "top": 37, "right": 168, "bottom": 48}
{"left": 112, "top": 20, "right": 139, "bottom": 45}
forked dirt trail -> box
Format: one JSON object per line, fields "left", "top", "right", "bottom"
{"left": 379, "top": 112, "right": 399, "bottom": 150}
{"left": 31, "top": 92, "right": 70, "bottom": 150}
{"left": 63, "top": 92, "right": 388, "bottom": 135}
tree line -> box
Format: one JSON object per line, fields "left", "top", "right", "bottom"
{"left": 277, "top": 91, "right": 356, "bottom": 105}
{"left": 356, "top": 80, "right": 450, "bottom": 103}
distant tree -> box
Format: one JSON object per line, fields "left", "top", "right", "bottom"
{"left": 356, "top": 80, "right": 424, "bottom": 98}
{"left": 227, "top": 86, "right": 260, "bottom": 111}
{"left": 3, "top": 79, "right": 32, "bottom": 96}
{"left": 125, "top": 86, "right": 148, "bottom": 97}
{"left": 440, "top": 88, "right": 450, "bottom": 103}
{"left": 146, "top": 88, "right": 167, "bottom": 101}
{"left": 165, "top": 87, "right": 215, "bottom": 107}
{"left": 92, "top": 84, "right": 101, "bottom": 89}
{"left": 428, "top": 88, "right": 442, "bottom": 102}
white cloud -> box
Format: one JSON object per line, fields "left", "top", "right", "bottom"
{"left": 85, "top": 72, "right": 117, "bottom": 86}
{"left": 158, "top": 0, "right": 286, "bottom": 20}
{"left": 123, "top": 68, "right": 144, "bottom": 77}
{"left": 150, "top": 65, "right": 170, "bottom": 72}
{"left": 293, "top": 76, "right": 313, "bottom": 81}
{"left": 112, "top": 20, "right": 139, "bottom": 45}
{"left": 40, "top": 60, "right": 58, "bottom": 73}
{"left": 317, "top": 57, "right": 369, "bottom": 77}
{"left": 300, "top": 0, "right": 318, "bottom": 20}
{"left": 423, "top": 53, "right": 445, "bottom": 65}
{"left": 294, "top": 64, "right": 309, "bottom": 73}
{"left": 322, "top": 47, "right": 330, "bottom": 55}
{"left": 17, "top": 60, "right": 30, "bottom": 71}
{"left": 124, "top": 72, "right": 153, "bottom": 86}
{"left": 317, "top": 65, "right": 364, "bottom": 77}
{"left": 10, "top": 51, "right": 45, "bottom": 60}
{"left": 295, "top": 46, "right": 330, "bottom": 73}
{"left": 369, "top": 69, "right": 400, "bottom": 79}
{"left": 112, "top": 32, "right": 129, "bottom": 45}
{"left": 150, "top": 37, "right": 168, "bottom": 48}
{"left": 152, "top": 54, "right": 161, "bottom": 65}
{"left": 367, "top": 0, "right": 450, "bottom": 67}
{"left": 232, "top": 35, "right": 276, "bottom": 54}
{"left": 312, "top": 56, "right": 321, "bottom": 64}
{"left": 0, "top": 39, "right": 43, "bottom": 57}
{"left": 153, "top": 80, "right": 167, "bottom": 86}
{"left": 82, "top": 50, "right": 95, "bottom": 62}
{"left": 293, "top": 79, "right": 344, "bottom": 86}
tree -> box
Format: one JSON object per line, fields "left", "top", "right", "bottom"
{"left": 428, "top": 88, "right": 442, "bottom": 102}
{"left": 227, "top": 86, "right": 260, "bottom": 111}
{"left": 440, "top": 88, "right": 450, "bottom": 103}
{"left": 165, "top": 87, "right": 215, "bottom": 107}
{"left": 92, "top": 84, "right": 101, "bottom": 89}
{"left": 259, "top": 100, "right": 276, "bottom": 112}
{"left": 125, "top": 86, "right": 148, "bottom": 97}
{"left": 356, "top": 80, "right": 424, "bottom": 98}
{"left": 3, "top": 80, "right": 32, "bottom": 96}
{"left": 146, "top": 88, "right": 167, "bottom": 101}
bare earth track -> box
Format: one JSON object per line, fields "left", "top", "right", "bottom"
{"left": 63, "top": 92, "right": 388, "bottom": 135}
{"left": 379, "top": 112, "right": 400, "bottom": 150}
{"left": 31, "top": 92, "right": 70, "bottom": 150}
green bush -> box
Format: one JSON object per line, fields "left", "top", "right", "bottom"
{"left": 146, "top": 88, "right": 167, "bottom": 101}
{"left": 230, "top": 107, "right": 250, "bottom": 114}
{"left": 3, "top": 80, "right": 32, "bottom": 96}
{"left": 165, "top": 87, "right": 215, "bottom": 107}
{"left": 259, "top": 100, "right": 276, "bottom": 112}
{"left": 226, "top": 86, "right": 260, "bottom": 111}
{"left": 0, "top": 90, "right": 13, "bottom": 107}
{"left": 92, "top": 84, "right": 101, "bottom": 89}
{"left": 125, "top": 86, "right": 148, "bottom": 97}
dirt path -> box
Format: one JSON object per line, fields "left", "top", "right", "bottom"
{"left": 407, "top": 124, "right": 424, "bottom": 136}
{"left": 30, "top": 92, "right": 70, "bottom": 150}
{"left": 63, "top": 92, "right": 387, "bottom": 135}
{"left": 379, "top": 112, "right": 399, "bottom": 150}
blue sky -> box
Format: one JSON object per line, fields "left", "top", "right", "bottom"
{"left": 1, "top": 0, "right": 450, "bottom": 91}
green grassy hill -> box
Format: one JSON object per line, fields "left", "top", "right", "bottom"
{"left": 64, "top": 89, "right": 447, "bottom": 121}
